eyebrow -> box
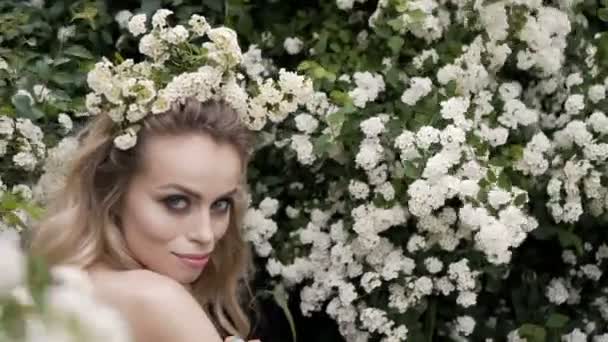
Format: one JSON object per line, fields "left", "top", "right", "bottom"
{"left": 159, "top": 184, "right": 238, "bottom": 200}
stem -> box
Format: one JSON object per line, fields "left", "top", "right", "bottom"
{"left": 425, "top": 297, "right": 437, "bottom": 342}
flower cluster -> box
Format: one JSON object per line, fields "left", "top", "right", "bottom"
{"left": 85, "top": 9, "right": 313, "bottom": 150}
{"left": 240, "top": 0, "right": 608, "bottom": 340}
{"left": 0, "top": 235, "right": 131, "bottom": 342}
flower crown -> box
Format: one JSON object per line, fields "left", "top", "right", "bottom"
{"left": 85, "top": 9, "right": 314, "bottom": 150}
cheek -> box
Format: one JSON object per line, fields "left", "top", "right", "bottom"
{"left": 122, "top": 198, "right": 179, "bottom": 245}
{"left": 212, "top": 213, "right": 231, "bottom": 242}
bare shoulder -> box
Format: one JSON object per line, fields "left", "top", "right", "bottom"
{"left": 89, "top": 269, "right": 222, "bottom": 342}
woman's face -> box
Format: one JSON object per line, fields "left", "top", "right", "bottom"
{"left": 119, "top": 133, "right": 242, "bottom": 284}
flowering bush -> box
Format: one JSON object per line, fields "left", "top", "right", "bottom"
{"left": 0, "top": 232, "right": 131, "bottom": 341}
{"left": 2, "top": 0, "right": 608, "bottom": 341}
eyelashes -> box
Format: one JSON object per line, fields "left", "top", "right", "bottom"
{"left": 161, "top": 194, "right": 233, "bottom": 214}
{"left": 162, "top": 194, "right": 190, "bottom": 211}
{"left": 211, "top": 198, "right": 234, "bottom": 212}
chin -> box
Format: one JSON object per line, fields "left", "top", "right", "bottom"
{"left": 174, "top": 270, "right": 203, "bottom": 284}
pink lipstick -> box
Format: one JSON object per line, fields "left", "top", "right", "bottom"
{"left": 173, "top": 252, "right": 210, "bottom": 269}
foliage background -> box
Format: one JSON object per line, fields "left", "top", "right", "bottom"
{"left": 2, "top": 0, "right": 608, "bottom": 341}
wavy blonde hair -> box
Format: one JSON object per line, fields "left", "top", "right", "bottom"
{"left": 30, "top": 98, "right": 254, "bottom": 337}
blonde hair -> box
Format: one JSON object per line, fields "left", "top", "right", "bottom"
{"left": 30, "top": 98, "right": 254, "bottom": 337}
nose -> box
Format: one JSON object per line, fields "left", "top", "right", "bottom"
{"left": 187, "top": 209, "right": 214, "bottom": 245}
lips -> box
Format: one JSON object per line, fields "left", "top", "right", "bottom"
{"left": 173, "top": 252, "right": 211, "bottom": 269}
{"left": 173, "top": 252, "right": 209, "bottom": 260}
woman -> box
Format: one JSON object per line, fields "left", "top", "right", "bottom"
{"left": 30, "top": 98, "right": 259, "bottom": 342}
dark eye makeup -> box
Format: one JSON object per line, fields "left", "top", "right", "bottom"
{"left": 160, "top": 194, "right": 233, "bottom": 214}
{"left": 211, "top": 198, "right": 233, "bottom": 213}
{"left": 162, "top": 194, "right": 190, "bottom": 212}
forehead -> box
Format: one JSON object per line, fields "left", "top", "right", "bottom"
{"left": 135, "top": 134, "right": 243, "bottom": 194}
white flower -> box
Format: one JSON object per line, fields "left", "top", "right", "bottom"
{"left": 401, "top": 77, "right": 433, "bottom": 105}
{"left": 295, "top": 113, "right": 319, "bottom": 134}
{"left": 57, "top": 113, "right": 73, "bottom": 133}
{"left": 349, "top": 72, "right": 385, "bottom": 108}
{"left": 440, "top": 96, "right": 470, "bottom": 123}
{"left": 139, "top": 34, "right": 168, "bottom": 62}
{"left": 12, "top": 184, "right": 33, "bottom": 201}
{"left": 480, "top": 2, "right": 509, "bottom": 41}
{"left": 565, "top": 94, "right": 585, "bottom": 115}
{"left": 284, "top": 37, "right": 304, "bottom": 55}
{"left": 456, "top": 291, "right": 477, "bottom": 307}
{"left": 360, "top": 116, "right": 386, "bottom": 137}
{"left": 588, "top": 84, "right": 606, "bottom": 103}
{"left": 546, "top": 278, "right": 569, "bottom": 305}
{"left": 189, "top": 14, "right": 210, "bottom": 36}
{"left": 259, "top": 197, "right": 279, "bottom": 217}
{"left": 13, "top": 151, "right": 37, "bottom": 171}
{"left": 0, "top": 237, "right": 26, "bottom": 295}
{"left": 0, "top": 116, "right": 15, "bottom": 136}
{"left": 562, "top": 328, "right": 587, "bottom": 342}
{"left": 336, "top": 0, "right": 355, "bottom": 10}
{"left": 0, "top": 57, "right": 9, "bottom": 71}
{"left": 581, "top": 264, "right": 602, "bottom": 281}
{"left": 499, "top": 82, "right": 522, "bottom": 100}
{"left": 355, "top": 138, "right": 384, "bottom": 170}
{"left": 115, "top": 10, "right": 133, "bottom": 29}
{"left": 57, "top": 25, "right": 76, "bottom": 43}
{"left": 291, "top": 134, "right": 315, "bottom": 165}
{"left": 453, "top": 315, "right": 476, "bottom": 336}
{"left": 113, "top": 127, "right": 138, "bottom": 150}
{"left": 152, "top": 9, "right": 173, "bottom": 29}
{"left": 128, "top": 14, "right": 147, "bottom": 36}
{"left": 33, "top": 84, "right": 51, "bottom": 103}
{"left": 349, "top": 180, "right": 370, "bottom": 200}
{"left": 360, "top": 272, "right": 381, "bottom": 293}
{"left": 415, "top": 126, "right": 440, "bottom": 150}
{"left": 588, "top": 111, "right": 608, "bottom": 134}
{"left": 487, "top": 188, "right": 512, "bottom": 209}
{"left": 205, "top": 27, "right": 243, "bottom": 68}
{"left": 424, "top": 257, "right": 443, "bottom": 274}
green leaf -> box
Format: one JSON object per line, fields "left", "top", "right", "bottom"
{"left": 509, "top": 144, "right": 524, "bottom": 161}
{"left": 313, "top": 134, "right": 332, "bottom": 156}
{"left": 598, "top": 8, "right": 608, "bottom": 22}
{"left": 202, "top": 0, "right": 224, "bottom": 13}
{"left": 329, "top": 90, "right": 349, "bottom": 106}
{"left": 141, "top": 0, "right": 162, "bottom": 15}
{"left": 63, "top": 45, "right": 94, "bottom": 59}
{"left": 513, "top": 193, "right": 527, "bottom": 206}
{"left": 497, "top": 172, "right": 512, "bottom": 190}
{"left": 0, "top": 298, "right": 26, "bottom": 339}
{"left": 51, "top": 72, "right": 75, "bottom": 86}
{"left": 70, "top": 2, "right": 99, "bottom": 29}
{"left": 314, "top": 31, "right": 328, "bottom": 54}
{"left": 546, "top": 313, "right": 569, "bottom": 329}
{"left": 487, "top": 169, "right": 497, "bottom": 183}
{"left": 557, "top": 229, "right": 583, "bottom": 255}
{"left": 388, "top": 36, "right": 404, "bottom": 55}
{"left": 11, "top": 93, "right": 43, "bottom": 120}
{"left": 518, "top": 324, "right": 546, "bottom": 342}
{"left": 27, "top": 255, "right": 52, "bottom": 309}
{"left": 424, "top": 298, "right": 437, "bottom": 342}
{"left": 403, "top": 160, "right": 420, "bottom": 179}
{"left": 297, "top": 60, "right": 315, "bottom": 72}
{"left": 273, "top": 285, "right": 297, "bottom": 342}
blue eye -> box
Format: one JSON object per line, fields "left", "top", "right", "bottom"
{"left": 163, "top": 195, "right": 189, "bottom": 211}
{"left": 212, "top": 199, "right": 232, "bottom": 213}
